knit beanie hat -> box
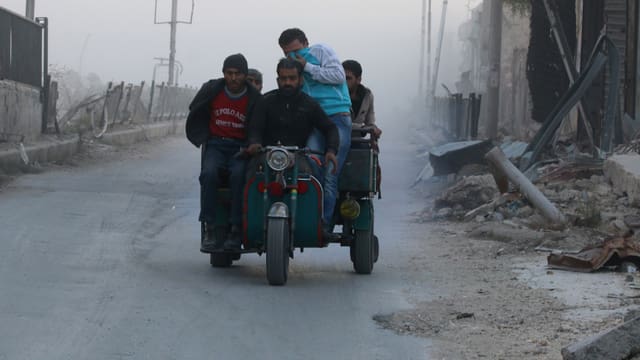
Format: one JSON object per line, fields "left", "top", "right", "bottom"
{"left": 223, "top": 53, "right": 248, "bottom": 75}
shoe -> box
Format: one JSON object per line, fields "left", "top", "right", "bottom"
{"left": 200, "top": 222, "right": 220, "bottom": 253}
{"left": 322, "top": 228, "right": 337, "bottom": 243}
{"left": 223, "top": 225, "right": 242, "bottom": 251}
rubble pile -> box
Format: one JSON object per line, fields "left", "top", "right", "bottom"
{"left": 432, "top": 174, "right": 498, "bottom": 219}
{"left": 428, "top": 167, "right": 638, "bottom": 237}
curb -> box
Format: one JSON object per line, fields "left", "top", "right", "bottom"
{"left": 0, "top": 119, "right": 185, "bottom": 173}
{"left": 99, "top": 120, "right": 185, "bottom": 146}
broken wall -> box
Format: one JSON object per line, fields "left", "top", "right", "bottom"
{"left": 0, "top": 80, "right": 42, "bottom": 141}
{"left": 498, "top": 8, "right": 533, "bottom": 139}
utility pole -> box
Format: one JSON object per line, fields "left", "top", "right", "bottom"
{"left": 430, "top": 0, "right": 447, "bottom": 107}
{"left": 168, "top": 0, "right": 178, "bottom": 85}
{"left": 485, "top": 0, "right": 503, "bottom": 139}
{"left": 25, "top": 0, "right": 35, "bottom": 20}
{"left": 419, "top": 0, "right": 426, "bottom": 100}
{"left": 154, "top": 0, "right": 194, "bottom": 86}
{"left": 426, "top": 0, "right": 432, "bottom": 109}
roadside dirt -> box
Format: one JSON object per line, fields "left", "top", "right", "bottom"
{"left": 374, "top": 159, "right": 640, "bottom": 359}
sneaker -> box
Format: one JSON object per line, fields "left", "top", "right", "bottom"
{"left": 223, "top": 225, "right": 242, "bottom": 251}
{"left": 200, "top": 222, "right": 220, "bottom": 253}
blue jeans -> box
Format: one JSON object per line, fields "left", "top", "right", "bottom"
{"left": 306, "top": 113, "right": 352, "bottom": 228}
{"left": 199, "top": 138, "right": 246, "bottom": 226}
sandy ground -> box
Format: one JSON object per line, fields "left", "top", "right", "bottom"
{"left": 374, "top": 177, "right": 640, "bottom": 359}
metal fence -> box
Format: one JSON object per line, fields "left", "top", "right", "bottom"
{"left": 146, "top": 81, "right": 195, "bottom": 122}
{"left": 55, "top": 80, "right": 197, "bottom": 136}
{"left": 0, "top": 7, "right": 45, "bottom": 88}
{"left": 430, "top": 93, "right": 482, "bottom": 141}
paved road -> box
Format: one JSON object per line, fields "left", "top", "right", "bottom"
{"left": 0, "top": 136, "right": 434, "bottom": 360}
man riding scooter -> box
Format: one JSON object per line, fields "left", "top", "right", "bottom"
{"left": 246, "top": 57, "right": 339, "bottom": 232}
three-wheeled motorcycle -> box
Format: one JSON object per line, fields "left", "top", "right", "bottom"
{"left": 200, "top": 127, "right": 379, "bottom": 285}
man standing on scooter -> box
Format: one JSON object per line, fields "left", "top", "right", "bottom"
{"left": 186, "top": 53, "right": 261, "bottom": 252}
{"left": 278, "top": 28, "right": 351, "bottom": 237}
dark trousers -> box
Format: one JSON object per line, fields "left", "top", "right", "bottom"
{"left": 199, "top": 138, "right": 246, "bottom": 226}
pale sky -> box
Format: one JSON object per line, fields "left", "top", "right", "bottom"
{"left": 2, "top": 0, "right": 480, "bottom": 122}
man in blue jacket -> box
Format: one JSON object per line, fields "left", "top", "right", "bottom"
{"left": 278, "top": 28, "right": 352, "bottom": 236}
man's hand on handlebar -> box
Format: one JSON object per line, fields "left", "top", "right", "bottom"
{"left": 246, "top": 143, "right": 263, "bottom": 156}
{"left": 372, "top": 126, "right": 382, "bottom": 139}
{"left": 353, "top": 124, "right": 382, "bottom": 139}
{"left": 325, "top": 151, "right": 338, "bottom": 174}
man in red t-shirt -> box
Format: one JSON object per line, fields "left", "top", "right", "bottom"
{"left": 186, "top": 54, "right": 261, "bottom": 252}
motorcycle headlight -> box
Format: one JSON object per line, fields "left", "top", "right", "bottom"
{"left": 267, "top": 149, "right": 290, "bottom": 171}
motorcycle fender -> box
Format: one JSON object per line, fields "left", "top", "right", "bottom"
{"left": 268, "top": 202, "right": 289, "bottom": 219}
{"left": 354, "top": 200, "right": 373, "bottom": 230}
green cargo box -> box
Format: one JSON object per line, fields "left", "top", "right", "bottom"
{"left": 339, "top": 149, "right": 378, "bottom": 192}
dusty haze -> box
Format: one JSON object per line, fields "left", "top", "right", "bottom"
{"left": 3, "top": 0, "right": 478, "bottom": 128}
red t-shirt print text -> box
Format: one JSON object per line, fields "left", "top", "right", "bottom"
{"left": 209, "top": 91, "right": 249, "bottom": 140}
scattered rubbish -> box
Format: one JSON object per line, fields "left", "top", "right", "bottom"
{"left": 532, "top": 159, "right": 603, "bottom": 184}
{"left": 548, "top": 234, "right": 640, "bottom": 272}
{"left": 500, "top": 140, "right": 529, "bottom": 161}
{"left": 618, "top": 262, "right": 638, "bottom": 274}
{"left": 535, "top": 246, "right": 580, "bottom": 255}
{"left": 412, "top": 162, "right": 434, "bottom": 187}
{"left": 454, "top": 312, "right": 474, "bottom": 320}
{"left": 18, "top": 142, "right": 29, "bottom": 165}
{"left": 606, "top": 293, "right": 640, "bottom": 299}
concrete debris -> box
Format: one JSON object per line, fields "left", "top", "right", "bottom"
{"left": 604, "top": 154, "right": 640, "bottom": 206}
{"left": 561, "top": 315, "right": 640, "bottom": 360}
{"left": 624, "top": 215, "right": 640, "bottom": 229}
{"left": 422, "top": 149, "right": 640, "bottom": 238}
{"left": 434, "top": 174, "right": 498, "bottom": 214}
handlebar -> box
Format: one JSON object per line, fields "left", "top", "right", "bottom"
{"left": 352, "top": 125, "right": 380, "bottom": 141}
{"left": 236, "top": 145, "right": 325, "bottom": 158}
{"left": 351, "top": 125, "right": 376, "bottom": 134}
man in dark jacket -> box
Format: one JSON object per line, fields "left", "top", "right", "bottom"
{"left": 342, "top": 60, "right": 382, "bottom": 138}
{"left": 186, "top": 53, "right": 261, "bottom": 252}
{"left": 247, "top": 58, "right": 339, "bottom": 238}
